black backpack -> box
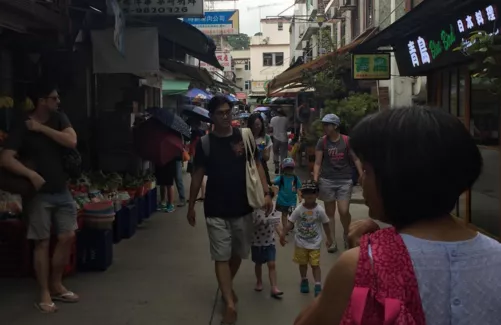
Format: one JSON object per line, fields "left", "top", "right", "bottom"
{"left": 279, "top": 175, "right": 298, "bottom": 191}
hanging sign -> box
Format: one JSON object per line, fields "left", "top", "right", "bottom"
{"left": 199, "top": 51, "right": 232, "bottom": 72}
{"left": 352, "top": 53, "right": 391, "bottom": 80}
{"left": 395, "top": 2, "right": 500, "bottom": 76}
{"left": 117, "top": 0, "right": 203, "bottom": 17}
{"left": 184, "top": 11, "right": 240, "bottom": 35}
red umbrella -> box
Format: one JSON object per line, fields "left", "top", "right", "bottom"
{"left": 231, "top": 120, "right": 241, "bottom": 127}
{"left": 133, "top": 119, "right": 184, "bottom": 165}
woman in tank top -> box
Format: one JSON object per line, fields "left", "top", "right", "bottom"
{"left": 294, "top": 106, "right": 501, "bottom": 325}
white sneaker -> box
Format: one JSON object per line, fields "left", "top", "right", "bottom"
{"left": 327, "top": 242, "right": 338, "bottom": 253}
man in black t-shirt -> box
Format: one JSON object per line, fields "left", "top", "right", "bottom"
{"left": 0, "top": 85, "right": 79, "bottom": 313}
{"left": 187, "top": 95, "right": 272, "bottom": 325}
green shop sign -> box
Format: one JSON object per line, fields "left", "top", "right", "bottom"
{"left": 352, "top": 53, "right": 391, "bottom": 80}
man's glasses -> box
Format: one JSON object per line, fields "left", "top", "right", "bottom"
{"left": 214, "top": 109, "right": 231, "bottom": 117}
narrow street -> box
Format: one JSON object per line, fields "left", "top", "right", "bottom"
{"left": 0, "top": 171, "right": 369, "bottom": 325}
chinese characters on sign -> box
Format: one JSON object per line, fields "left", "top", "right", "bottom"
{"left": 184, "top": 11, "right": 240, "bottom": 35}
{"left": 200, "top": 51, "right": 232, "bottom": 72}
{"left": 352, "top": 54, "right": 391, "bottom": 80}
{"left": 250, "top": 81, "right": 269, "bottom": 93}
{"left": 117, "top": 0, "right": 203, "bottom": 17}
{"left": 407, "top": 4, "right": 498, "bottom": 67}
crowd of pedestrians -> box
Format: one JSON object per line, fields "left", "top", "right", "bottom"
{"left": 184, "top": 95, "right": 501, "bottom": 325}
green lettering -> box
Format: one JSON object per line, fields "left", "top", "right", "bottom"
{"left": 355, "top": 57, "right": 370, "bottom": 73}
{"left": 441, "top": 24, "right": 457, "bottom": 50}
{"left": 429, "top": 40, "right": 443, "bottom": 59}
{"left": 373, "top": 57, "right": 388, "bottom": 72}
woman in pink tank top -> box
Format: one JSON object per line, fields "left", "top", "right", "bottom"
{"left": 293, "top": 106, "right": 501, "bottom": 325}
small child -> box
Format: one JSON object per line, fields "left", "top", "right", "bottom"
{"left": 251, "top": 199, "right": 284, "bottom": 299}
{"left": 280, "top": 180, "right": 332, "bottom": 297}
{"left": 273, "top": 158, "right": 302, "bottom": 231}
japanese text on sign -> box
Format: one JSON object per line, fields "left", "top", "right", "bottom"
{"left": 407, "top": 4, "right": 498, "bottom": 67}
{"left": 117, "top": 0, "right": 203, "bottom": 17}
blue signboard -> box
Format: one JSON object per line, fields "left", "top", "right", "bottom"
{"left": 184, "top": 10, "right": 239, "bottom": 35}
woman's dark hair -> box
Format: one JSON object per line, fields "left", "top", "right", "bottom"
{"left": 28, "top": 82, "right": 58, "bottom": 107}
{"left": 350, "top": 106, "right": 482, "bottom": 229}
{"left": 207, "top": 95, "right": 233, "bottom": 114}
{"left": 248, "top": 113, "right": 265, "bottom": 137}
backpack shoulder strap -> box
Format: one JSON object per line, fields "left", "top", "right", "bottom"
{"left": 201, "top": 134, "right": 210, "bottom": 157}
{"left": 342, "top": 134, "right": 350, "bottom": 152}
{"left": 293, "top": 175, "right": 298, "bottom": 188}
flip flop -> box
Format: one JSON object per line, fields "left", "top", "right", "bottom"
{"left": 196, "top": 197, "right": 205, "bottom": 202}
{"left": 271, "top": 291, "right": 284, "bottom": 299}
{"left": 34, "top": 302, "right": 57, "bottom": 313}
{"left": 51, "top": 291, "right": 79, "bottom": 303}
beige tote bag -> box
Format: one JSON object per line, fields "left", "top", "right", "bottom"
{"left": 241, "top": 128, "right": 265, "bottom": 209}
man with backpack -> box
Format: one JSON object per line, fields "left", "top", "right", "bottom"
{"left": 313, "top": 114, "right": 363, "bottom": 253}
{"left": 186, "top": 95, "right": 273, "bottom": 325}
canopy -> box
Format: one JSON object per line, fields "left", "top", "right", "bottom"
{"left": 162, "top": 80, "right": 190, "bottom": 96}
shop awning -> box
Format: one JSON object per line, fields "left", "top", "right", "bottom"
{"left": 162, "top": 80, "right": 190, "bottom": 96}
{"left": 267, "top": 28, "right": 377, "bottom": 96}
{"left": 212, "top": 71, "right": 243, "bottom": 91}
{"left": 160, "top": 59, "right": 214, "bottom": 87}
{"left": 355, "top": 0, "right": 478, "bottom": 53}
{"left": 139, "top": 17, "right": 223, "bottom": 70}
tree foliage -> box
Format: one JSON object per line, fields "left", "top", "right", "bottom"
{"left": 306, "top": 92, "right": 378, "bottom": 144}
{"left": 455, "top": 32, "right": 501, "bottom": 91}
{"left": 225, "top": 33, "right": 250, "bottom": 50}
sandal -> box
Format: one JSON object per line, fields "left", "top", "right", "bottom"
{"left": 196, "top": 197, "right": 205, "bottom": 202}
{"left": 34, "top": 302, "right": 57, "bottom": 313}
{"left": 51, "top": 291, "right": 79, "bottom": 303}
{"left": 271, "top": 291, "right": 284, "bottom": 299}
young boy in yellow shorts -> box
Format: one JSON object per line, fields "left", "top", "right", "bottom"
{"left": 280, "top": 180, "right": 332, "bottom": 297}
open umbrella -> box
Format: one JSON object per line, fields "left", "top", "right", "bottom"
{"left": 237, "top": 112, "right": 250, "bottom": 119}
{"left": 254, "top": 106, "right": 270, "bottom": 112}
{"left": 231, "top": 120, "right": 241, "bottom": 127}
{"left": 226, "top": 94, "right": 238, "bottom": 102}
{"left": 133, "top": 118, "right": 184, "bottom": 165}
{"left": 146, "top": 107, "right": 191, "bottom": 139}
{"left": 182, "top": 105, "right": 211, "bottom": 123}
{"left": 186, "top": 88, "right": 212, "bottom": 100}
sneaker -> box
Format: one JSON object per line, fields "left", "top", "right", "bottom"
{"left": 327, "top": 242, "right": 338, "bottom": 253}
{"left": 300, "top": 279, "right": 310, "bottom": 293}
{"left": 165, "top": 204, "right": 175, "bottom": 213}
{"left": 157, "top": 203, "right": 166, "bottom": 211}
{"left": 177, "top": 200, "right": 186, "bottom": 207}
{"left": 314, "top": 284, "right": 322, "bottom": 297}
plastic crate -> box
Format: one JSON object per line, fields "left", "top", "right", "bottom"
{"left": 122, "top": 204, "right": 137, "bottom": 239}
{"left": 112, "top": 208, "right": 124, "bottom": 244}
{"left": 0, "top": 219, "right": 31, "bottom": 277}
{"left": 76, "top": 229, "right": 113, "bottom": 272}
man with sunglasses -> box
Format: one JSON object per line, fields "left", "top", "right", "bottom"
{"left": 187, "top": 95, "right": 273, "bottom": 325}
{"left": 0, "top": 85, "right": 79, "bottom": 313}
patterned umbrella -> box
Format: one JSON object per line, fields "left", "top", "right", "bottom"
{"left": 186, "top": 88, "right": 212, "bottom": 100}
{"left": 237, "top": 112, "right": 251, "bottom": 119}
{"left": 182, "top": 105, "right": 211, "bottom": 123}
{"left": 254, "top": 106, "right": 270, "bottom": 112}
{"left": 146, "top": 107, "right": 191, "bottom": 139}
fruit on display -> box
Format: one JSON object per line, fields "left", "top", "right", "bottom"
{"left": 0, "top": 96, "right": 13, "bottom": 109}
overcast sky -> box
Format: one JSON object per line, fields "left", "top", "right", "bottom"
{"left": 213, "top": 0, "right": 295, "bottom": 36}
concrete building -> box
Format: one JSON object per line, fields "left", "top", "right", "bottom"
{"left": 231, "top": 49, "right": 251, "bottom": 96}
{"left": 249, "top": 18, "right": 291, "bottom": 101}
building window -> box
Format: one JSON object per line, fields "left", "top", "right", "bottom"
{"left": 244, "top": 61, "right": 250, "bottom": 70}
{"left": 263, "top": 53, "right": 273, "bottom": 66}
{"left": 263, "top": 53, "right": 284, "bottom": 66}
{"left": 278, "top": 22, "right": 283, "bottom": 31}
{"left": 274, "top": 52, "right": 284, "bottom": 66}
{"left": 470, "top": 75, "right": 500, "bottom": 236}
{"left": 244, "top": 80, "right": 250, "bottom": 90}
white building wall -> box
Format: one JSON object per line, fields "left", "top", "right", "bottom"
{"left": 231, "top": 49, "right": 251, "bottom": 94}
{"left": 250, "top": 19, "right": 291, "bottom": 95}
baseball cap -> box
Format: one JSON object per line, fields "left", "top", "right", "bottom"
{"left": 321, "top": 113, "right": 341, "bottom": 126}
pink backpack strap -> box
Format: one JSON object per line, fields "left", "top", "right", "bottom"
{"left": 341, "top": 134, "right": 350, "bottom": 152}
{"left": 343, "top": 228, "right": 426, "bottom": 325}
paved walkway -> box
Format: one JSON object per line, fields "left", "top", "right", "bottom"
{"left": 0, "top": 169, "right": 369, "bottom": 325}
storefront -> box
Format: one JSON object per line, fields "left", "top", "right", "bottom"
{"left": 356, "top": 0, "right": 501, "bottom": 238}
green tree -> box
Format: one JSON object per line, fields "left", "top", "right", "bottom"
{"left": 225, "top": 33, "right": 250, "bottom": 49}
